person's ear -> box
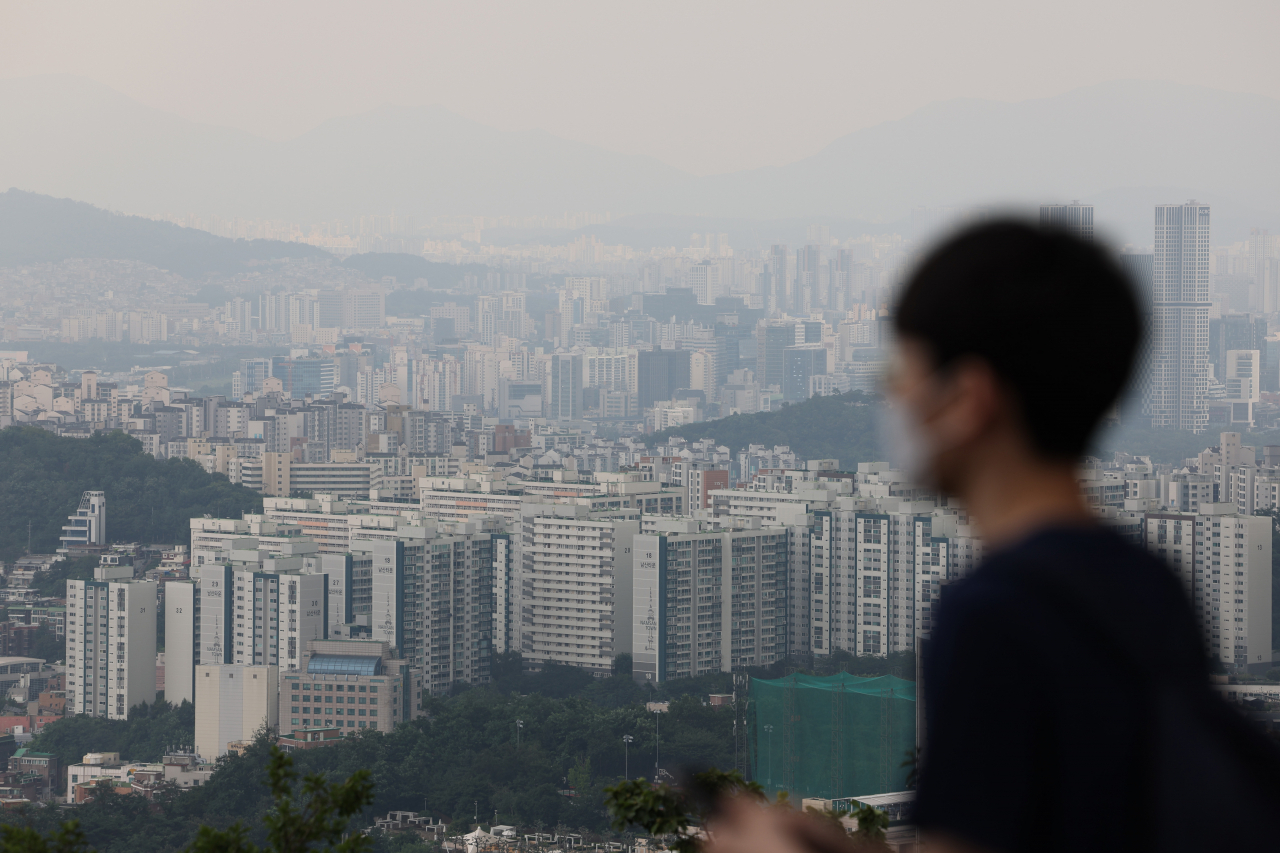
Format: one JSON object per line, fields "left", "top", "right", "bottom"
{"left": 928, "top": 358, "right": 1003, "bottom": 451}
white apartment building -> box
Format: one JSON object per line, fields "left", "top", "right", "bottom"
{"left": 261, "top": 494, "right": 435, "bottom": 554}
{"left": 66, "top": 567, "right": 157, "bottom": 719}
{"left": 519, "top": 506, "right": 639, "bottom": 675}
{"left": 585, "top": 348, "right": 638, "bottom": 392}
{"left": 408, "top": 528, "right": 502, "bottom": 693}
{"left": 806, "top": 499, "right": 981, "bottom": 659}
{"left": 239, "top": 455, "right": 375, "bottom": 498}
{"left": 189, "top": 516, "right": 304, "bottom": 568}
{"left": 1143, "top": 504, "right": 1272, "bottom": 668}
{"left": 66, "top": 752, "right": 215, "bottom": 800}
{"left": 59, "top": 490, "right": 106, "bottom": 552}
{"left": 709, "top": 481, "right": 849, "bottom": 526}
{"left": 192, "top": 558, "right": 327, "bottom": 672}
{"left": 194, "top": 664, "right": 279, "bottom": 758}
{"left": 632, "top": 517, "right": 789, "bottom": 683}
{"left": 166, "top": 581, "right": 197, "bottom": 705}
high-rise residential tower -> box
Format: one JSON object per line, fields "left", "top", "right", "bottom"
{"left": 66, "top": 560, "right": 157, "bottom": 719}
{"left": 1119, "top": 253, "right": 1155, "bottom": 425}
{"left": 549, "top": 353, "right": 583, "bottom": 421}
{"left": 768, "top": 245, "right": 789, "bottom": 312}
{"left": 1152, "top": 202, "right": 1211, "bottom": 432}
{"left": 1039, "top": 201, "right": 1095, "bottom": 240}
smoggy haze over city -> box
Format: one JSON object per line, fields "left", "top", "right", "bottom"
{"left": 4, "top": 1, "right": 1280, "bottom": 243}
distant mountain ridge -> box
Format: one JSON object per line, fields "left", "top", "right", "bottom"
{"left": 2, "top": 75, "right": 1278, "bottom": 243}
{"left": 0, "top": 189, "right": 326, "bottom": 276}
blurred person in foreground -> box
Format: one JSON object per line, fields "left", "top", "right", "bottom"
{"left": 706, "top": 221, "right": 1280, "bottom": 853}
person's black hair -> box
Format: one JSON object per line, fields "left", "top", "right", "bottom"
{"left": 893, "top": 219, "right": 1140, "bottom": 460}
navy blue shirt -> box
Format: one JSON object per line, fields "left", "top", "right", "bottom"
{"left": 914, "top": 526, "right": 1218, "bottom": 852}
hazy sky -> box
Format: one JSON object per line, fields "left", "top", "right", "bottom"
{"left": 5, "top": 0, "right": 1279, "bottom": 176}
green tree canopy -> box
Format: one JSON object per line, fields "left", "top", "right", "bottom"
{"left": 0, "top": 427, "right": 262, "bottom": 561}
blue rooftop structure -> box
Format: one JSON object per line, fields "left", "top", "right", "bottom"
{"left": 307, "top": 655, "right": 382, "bottom": 676}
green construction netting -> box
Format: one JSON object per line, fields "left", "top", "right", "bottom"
{"left": 749, "top": 673, "right": 916, "bottom": 801}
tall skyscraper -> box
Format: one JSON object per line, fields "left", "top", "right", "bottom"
{"left": 1039, "top": 201, "right": 1095, "bottom": 240}
{"left": 756, "top": 323, "right": 795, "bottom": 391}
{"left": 796, "top": 245, "right": 822, "bottom": 312}
{"left": 637, "top": 350, "right": 691, "bottom": 409}
{"left": 1152, "top": 202, "right": 1212, "bottom": 431}
{"left": 549, "top": 353, "right": 583, "bottom": 421}
{"left": 768, "top": 245, "right": 789, "bottom": 312}
{"left": 783, "top": 344, "right": 828, "bottom": 402}
{"left": 1119, "top": 253, "right": 1154, "bottom": 425}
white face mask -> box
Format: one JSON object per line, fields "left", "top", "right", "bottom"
{"left": 876, "top": 399, "right": 936, "bottom": 487}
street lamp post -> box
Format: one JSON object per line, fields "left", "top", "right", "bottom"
{"left": 622, "top": 734, "right": 634, "bottom": 780}
{"left": 654, "top": 710, "right": 660, "bottom": 778}
{"left": 516, "top": 719, "right": 524, "bottom": 748}
{"left": 763, "top": 725, "right": 774, "bottom": 789}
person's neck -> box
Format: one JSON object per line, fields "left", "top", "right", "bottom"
{"left": 957, "top": 452, "right": 1094, "bottom": 551}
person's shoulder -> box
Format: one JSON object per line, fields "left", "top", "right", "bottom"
{"left": 949, "top": 525, "right": 1179, "bottom": 619}
{"left": 983, "top": 525, "right": 1168, "bottom": 582}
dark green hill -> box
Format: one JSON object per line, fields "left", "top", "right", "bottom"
{"left": 646, "top": 391, "right": 883, "bottom": 470}
{"left": 0, "top": 189, "right": 327, "bottom": 276}
{"left": 0, "top": 427, "right": 262, "bottom": 560}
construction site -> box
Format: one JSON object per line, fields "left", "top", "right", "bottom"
{"left": 749, "top": 673, "right": 917, "bottom": 801}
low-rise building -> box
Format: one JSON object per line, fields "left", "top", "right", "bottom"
{"left": 279, "top": 639, "right": 422, "bottom": 738}
{"left": 277, "top": 726, "right": 344, "bottom": 752}
{"left": 194, "top": 664, "right": 279, "bottom": 759}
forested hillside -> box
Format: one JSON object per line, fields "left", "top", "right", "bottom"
{"left": 18, "top": 683, "right": 732, "bottom": 851}
{"left": 0, "top": 427, "right": 262, "bottom": 560}
{"left": 0, "top": 190, "right": 327, "bottom": 276}
{"left": 646, "top": 391, "right": 882, "bottom": 470}
{"left": 15, "top": 652, "right": 912, "bottom": 852}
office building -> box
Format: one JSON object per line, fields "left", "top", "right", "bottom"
{"left": 756, "top": 324, "right": 794, "bottom": 390}
{"left": 783, "top": 345, "right": 828, "bottom": 402}
{"left": 689, "top": 261, "right": 722, "bottom": 305}
{"left": 1210, "top": 315, "right": 1269, "bottom": 394}
{"left": 232, "top": 358, "right": 273, "bottom": 401}
{"left": 768, "top": 245, "right": 789, "bottom": 312}
{"left": 498, "top": 377, "right": 543, "bottom": 419}
{"left": 194, "top": 664, "right": 279, "bottom": 758}
{"left": 1215, "top": 349, "right": 1262, "bottom": 428}
{"left": 632, "top": 518, "right": 789, "bottom": 683}
{"left": 1151, "top": 202, "right": 1211, "bottom": 431}
{"left": 66, "top": 566, "right": 157, "bottom": 719}
{"left": 279, "top": 639, "right": 422, "bottom": 737}
{"left": 549, "top": 353, "right": 583, "bottom": 421}
{"left": 796, "top": 245, "right": 822, "bottom": 310}
{"left": 1039, "top": 201, "right": 1095, "bottom": 240}
{"left": 637, "top": 350, "right": 691, "bottom": 409}
{"left": 271, "top": 357, "right": 337, "bottom": 399}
